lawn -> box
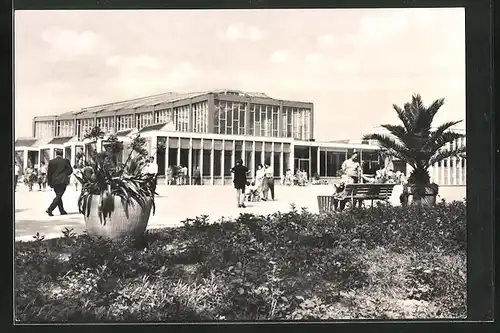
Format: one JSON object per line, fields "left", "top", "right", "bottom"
{"left": 15, "top": 201, "right": 466, "bottom": 322}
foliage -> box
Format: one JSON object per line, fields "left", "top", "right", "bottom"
{"left": 75, "top": 127, "right": 156, "bottom": 223}
{"left": 15, "top": 202, "right": 466, "bottom": 322}
{"left": 363, "top": 94, "right": 466, "bottom": 197}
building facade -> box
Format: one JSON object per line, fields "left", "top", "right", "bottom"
{"left": 15, "top": 89, "right": 465, "bottom": 186}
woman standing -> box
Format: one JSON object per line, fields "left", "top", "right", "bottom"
{"left": 255, "top": 164, "right": 265, "bottom": 200}
{"left": 24, "top": 163, "right": 36, "bottom": 192}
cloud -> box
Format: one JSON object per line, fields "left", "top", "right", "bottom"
{"left": 270, "top": 50, "right": 289, "bottom": 63}
{"left": 109, "top": 61, "right": 201, "bottom": 96}
{"left": 317, "top": 33, "right": 340, "bottom": 48}
{"left": 220, "top": 23, "right": 263, "bottom": 41}
{"left": 358, "top": 13, "right": 409, "bottom": 43}
{"left": 41, "top": 27, "right": 112, "bottom": 61}
{"left": 106, "top": 54, "right": 163, "bottom": 69}
{"left": 305, "top": 52, "right": 324, "bottom": 65}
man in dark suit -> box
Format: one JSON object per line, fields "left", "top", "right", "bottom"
{"left": 46, "top": 150, "right": 73, "bottom": 216}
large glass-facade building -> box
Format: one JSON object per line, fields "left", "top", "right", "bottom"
{"left": 15, "top": 89, "right": 465, "bottom": 186}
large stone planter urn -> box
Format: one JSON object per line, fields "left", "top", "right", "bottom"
{"left": 83, "top": 195, "right": 152, "bottom": 239}
{"left": 404, "top": 183, "right": 439, "bottom": 206}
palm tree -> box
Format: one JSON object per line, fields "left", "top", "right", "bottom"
{"left": 362, "top": 94, "right": 466, "bottom": 204}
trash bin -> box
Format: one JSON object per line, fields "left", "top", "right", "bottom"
{"left": 317, "top": 195, "right": 335, "bottom": 213}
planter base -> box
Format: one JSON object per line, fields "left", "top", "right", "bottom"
{"left": 405, "top": 184, "right": 438, "bottom": 206}
{"left": 83, "top": 195, "right": 152, "bottom": 239}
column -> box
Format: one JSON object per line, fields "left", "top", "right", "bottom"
{"left": 280, "top": 143, "right": 284, "bottom": 178}
{"left": 71, "top": 144, "right": 76, "bottom": 167}
{"left": 261, "top": 141, "right": 265, "bottom": 166}
{"left": 359, "top": 149, "right": 363, "bottom": 183}
{"left": 446, "top": 142, "right": 452, "bottom": 186}
{"left": 290, "top": 143, "right": 295, "bottom": 173}
{"left": 231, "top": 140, "right": 236, "bottom": 166}
{"left": 150, "top": 135, "right": 158, "bottom": 157}
{"left": 210, "top": 139, "right": 214, "bottom": 185}
{"left": 308, "top": 146, "right": 312, "bottom": 179}
{"left": 49, "top": 147, "right": 55, "bottom": 160}
{"left": 317, "top": 146, "right": 321, "bottom": 177}
{"left": 251, "top": 140, "right": 256, "bottom": 181}
{"left": 177, "top": 137, "right": 181, "bottom": 166}
{"left": 457, "top": 138, "right": 462, "bottom": 185}
{"left": 242, "top": 141, "right": 246, "bottom": 165}
{"left": 23, "top": 150, "right": 28, "bottom": 170}
{"left": 453, "top": 141, "right": 458, "bottom": 185}
{"left": 188, "top": 138, "right": 193, "bottom": 185}
{"left": 220, "top": 140, "right": 225, "bottom": 185}
{"left": 165, "top": 137, "right": 170, "bottom": 185}
{"left": 200, "top": 138, "right": 204, "bottom": 183}
{"left": 270, "top": 142, "right": 275, "bottom": 174}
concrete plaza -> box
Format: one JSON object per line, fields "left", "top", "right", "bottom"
{"left": 14, "top": 184, "right": 466, "bottom": 242}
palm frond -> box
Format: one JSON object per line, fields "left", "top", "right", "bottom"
{"left": 393, "top": 104, "right": 413, "bottom": 132}
{"left": 425, "top": 97, "right": 446, "bottom": 121}
{"left": 423, "top": 121, "right": 463, "bottom": 151}
{"left": 427, "top": 131, "right": 465, "bottom": 157}
{"left": 362, "top": 133, "right": 415, "bottom": 165}
{"left": 428, "top": 145, "right": 466, "bottom": 167}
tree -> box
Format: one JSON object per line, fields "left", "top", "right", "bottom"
{"left": 362, "top": 94, "right": 466, "bottom": 201}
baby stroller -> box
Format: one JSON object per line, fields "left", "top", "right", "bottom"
{"left": 245, "top": 181, "right": 261, "bottom": 202}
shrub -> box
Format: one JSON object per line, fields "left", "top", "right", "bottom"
{"left": 15, "top": 202, "right": 466, "bottom": 322}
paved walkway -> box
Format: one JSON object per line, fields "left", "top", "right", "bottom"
{"left": 14, "top": 184, "right": 465, "bottom": 242}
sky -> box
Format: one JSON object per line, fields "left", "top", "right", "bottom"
{"left": 14, "top": 8, "right": 465, "bottom": 141}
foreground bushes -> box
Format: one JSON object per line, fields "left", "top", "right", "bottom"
{"left": 15, "top": 201, "right": 466, "bottom": 322}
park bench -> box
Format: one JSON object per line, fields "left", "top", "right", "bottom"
{"left": 317, "top": 183, "right": 396, "bottom": 213}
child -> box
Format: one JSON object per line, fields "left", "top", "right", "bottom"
{"left": 332, "top": 181, "right": 347, "bottom": 211}
{"left": 246, "top": 181, "right": 260, "bottom": 202}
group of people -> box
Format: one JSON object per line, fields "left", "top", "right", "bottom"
{"left": 14, "top": 151, "right": 75, "bottom": 216}
{"left": 282, "top": 169, "right": 309, "bottom": 186}
{"left": 13, "top": 161, "right": 49, "bottom": 192}
{"left": 166, "top": 165, "right": 202, "bottom": 186}
{"left": 230, "top": 161, "right": 276, "bottom": 208}
{"left": 331, "top": 152, "right": 408, "bottom": 210}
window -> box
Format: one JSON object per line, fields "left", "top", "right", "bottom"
{"left": 272, "top": 106, "right": 279, "bottom": 137}
{"left": 117, "top": 114, "right": 133, "bottom": 131}
{"left": 238, "top": 104, "right": 246, "bottom": 135}
{"left": 192, "top": 101, "right": 208, "bottom": 133}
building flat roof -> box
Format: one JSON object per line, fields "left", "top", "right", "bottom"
{"left": 32, "top": 89, "right": 304, "bottom": 120}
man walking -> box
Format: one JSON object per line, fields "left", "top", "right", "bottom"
{"left": 262, "top": 163, "right": 275, "bottom": 201}
{"left": 46, "top": 150, "right": 73, "bottom": 216}
{"left": 230, "top": 159, "right": 249, "bottom": 208}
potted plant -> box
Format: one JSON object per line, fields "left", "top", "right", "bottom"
{"left": 363, "top": 94, "right": 466, "bottom": 206}
{"left": 75, "top": 126, "right": 156, "bottom": 239}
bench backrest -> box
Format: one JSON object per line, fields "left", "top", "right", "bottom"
{"left": 344, "top": 183, "right": 395, "bottom": 198}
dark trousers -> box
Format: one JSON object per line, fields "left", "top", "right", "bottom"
{"left": 48, "top": 184, "right": 67, "bottom": 214}
{"left": 263, "top": 178, "right": 275, "bottom": 200}
{"left": 193, "top": 176, "right": 201, "bottom": 185}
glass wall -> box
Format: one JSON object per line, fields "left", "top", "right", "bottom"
{"left": 117, "top": 114, "right": 133, "bottom": 131}
{"left": 55, "top": 120, "right": 75, "bottom": 137}
{"left": 96, "top": 116, "right": 114, "bottom": 134}
{"left": 173, "top": 105, "right": 190, "bottom": 132}
{"left": 248, "top": 104, "right": 279, "bottom": 137}
{"left": 81, "top": 118, "right": 95, "bottom": 137}
{"left": 192, "top": 101, "right": 209, "bottom": 133}
{"left": 155, "top": 108, "right": 173, "bottom": 124}
{"left": 136, "top": 112, "right": 153, "bottom": 129}
{"left": 34, "top": 121, "right": 55, "bottom": 138}
{"left": 282, "top": 107, "right": 312, "bottom": 140}
{"left": 214, "top": 100, "right": 247, "bottom": 135}
{"left": 318, "top": 150, "right": 347, "bottom": 177}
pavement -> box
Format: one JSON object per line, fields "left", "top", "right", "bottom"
{"left": 14, "top": 183, "right": 466, "bottom": 242}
